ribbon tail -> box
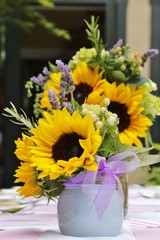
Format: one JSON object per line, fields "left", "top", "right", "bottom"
{"left": 82, "top": 171, "right": 97, "bottom": 200}
{"left": 94, "top": 183, "right": 116, "bottom": 219}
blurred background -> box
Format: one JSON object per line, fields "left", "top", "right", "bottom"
{"left": 0, "top": 0, "right": 160, "bottom": 187}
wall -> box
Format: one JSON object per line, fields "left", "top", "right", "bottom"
{"left": 127, "top": 0, "right": 151, "bottom": 184}
{"left": 126, "top": 0, "right": 151, "bottom": 77}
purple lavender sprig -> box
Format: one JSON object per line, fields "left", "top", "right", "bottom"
{"left": 30, "top": 67, "right": 51, "bottom": 87}
{"left": 56, "top": 60, "right": 75, "bottom": 94}
{"left": 55, "top": 60, "right": 75, "bottom": 112}
{"left": 61, "top": 101, "right": 74, "bottom": 114}
{"left": 48, "top": 88, "right": 73, "bottom": 114}
{"left": 141, "top": 49, "right": 159, "bottom": 66}
{"left": 113, "top": 39, "right": 123, "bottom": 49}
{"left": 48, "top": 89, "right": 60, "bottom": 110}
{"left": 42, "top": 67, "right": 51, "bottom": 76}
{"left": 56, "top": 60, "right": 70, "bottom": 78}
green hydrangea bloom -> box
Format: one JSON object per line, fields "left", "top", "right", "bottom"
{"left": 142, "top": 92, "right": 160, "bottom": 120}
{"left": 69, "top": 47, "right": 97, "bottom": 69}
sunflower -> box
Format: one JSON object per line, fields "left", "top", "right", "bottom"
{"left": 104, "top": 82, "right": 152, "bottom": 146}
{"left": 14, "top": 134, "right": 42, "bottom": 197}
{"left": 71, "top": 61, "right": 108, "bottom": 105}
{"left": 30, "top": 108, "right": 102, "bottom": 180}
{"left": 40, "top": 61, "right": 108, "bottom": 109}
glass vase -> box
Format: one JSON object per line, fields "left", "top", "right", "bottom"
{"left": 57, "top": 185, "right": 124, "bottom": 237}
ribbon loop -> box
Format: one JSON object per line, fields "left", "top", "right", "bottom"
{"left": 64, "top": 151, "right": 139, "bottom": 219}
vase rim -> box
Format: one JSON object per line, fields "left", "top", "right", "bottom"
{"left": 64, "top": 183, "right": 118, "bottom": 190}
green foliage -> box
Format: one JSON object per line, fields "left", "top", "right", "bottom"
{"left": 0, "top": 0, "right": 70, "bottom": 39}
{"left": 38, "top": 175, "right": 67, "bottom": 198}
{"left": 48, "top": 61, "right": 59, "bottom": 72}
{"left": 98, "top": 124, "right": 121, "bottom": 158}
{"left": 145, "top": 166, "right": 160, "bottom": 185}
{"left": 84, "top": 16, "right": 104, "bottom": 56}
{"left": 3, "top": 102, "right": 37, "bottom": 131}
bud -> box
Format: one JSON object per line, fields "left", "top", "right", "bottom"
{"left": 89, "top": 111, "right": 98, "bottom": 122}
{"left": 136, "top": 59, "right": 143, "bottom": 66}
{"left": 95, "top": 121, "right": 103, "bottom": 128}
{"left": 120, "top": 64, "right": 126, "bottom": 71}
{"left": 101, "top": 49, "right": 110, "bottom": 57}
{"left": 81, "top": 109, "right": 89, "bottom": 116}
{"left": 103, "top": 98, "right": 110, "bottom": 106}
{"left": 138, "top": 66, "right": 143, "bottom": 72}
{"left": 134, "top": 52, "right": 139, "bottom": 58}
{"left": 107, "top": 116, "right": 116, "bottom": 126}
{"left": 100, "top": 107, "right": 107, "bottom": 113}
{"left": 115, "top": 47, "right": 121, "bottom": 53}
{"left": 118, "top": 56, "right": 125, "bottom": 63}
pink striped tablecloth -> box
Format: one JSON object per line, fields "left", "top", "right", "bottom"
{"left": 0, "top": 228, "right": 43, "bottom": 240}
{"left": 0, "top": 185, "right": 160, "bottom": 240}
{"left": 128, "top": 185, "right": 160, "bottom": 240}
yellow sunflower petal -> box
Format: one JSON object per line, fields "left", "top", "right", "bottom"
{"left": 104, "top": 82, "right": 152, "bottom": 146}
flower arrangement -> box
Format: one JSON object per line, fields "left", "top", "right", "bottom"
{"left": 3, "top": 16, "right": 160, "bottom": 204}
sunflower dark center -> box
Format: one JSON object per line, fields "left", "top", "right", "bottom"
{"left": 108, "top": 101, "right": 130, "bottom": 132}
{"left": 73, "top": 83, "right": 93, "bottom": 105}
{"left": 52, "top": 132, "right": 84, "bottom": 161}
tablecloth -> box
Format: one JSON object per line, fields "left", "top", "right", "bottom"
{"left": 0, "top": 185, "right": 160, "bottom": 239}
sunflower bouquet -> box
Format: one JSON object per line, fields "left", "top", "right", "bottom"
{"left": 3, "top": 16, "right": 160, "bottom": 201}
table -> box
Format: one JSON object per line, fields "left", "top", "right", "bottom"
{"left": 0, "top": 185, "right": 160, "bottom": 239}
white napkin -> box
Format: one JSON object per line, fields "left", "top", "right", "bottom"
{"left": 39, "top": 221, "right": 136, "bottom": 240}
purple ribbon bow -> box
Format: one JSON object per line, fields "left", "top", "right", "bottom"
{"left": 64, "top": 151, "right": 139, "bottom": 218}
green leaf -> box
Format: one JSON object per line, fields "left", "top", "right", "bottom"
{"left": 3, "top": 102, "right": 36, "bottom": 130}
{"left": 37, "top": 0, "right": 54, "bottom": 8}
{"left": 48, "top": 61, "right": 58, "bottom": 72}
{"left": 111, "top": 70, "right": 126, "bottom": 82}
{"left": 114, "top": 144, "right": 160, "bottom": 167}
{"left": 138, "top": 154, "right": 160, "bottom": 167}
{"left": 152, "top": 142, "right": 160, "bottom": 151}
{"left": 128, "top": 76, "right": 148, "bottom": 86}
{"left": 84, "top": 16, "right": 104, "bottom": 55}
